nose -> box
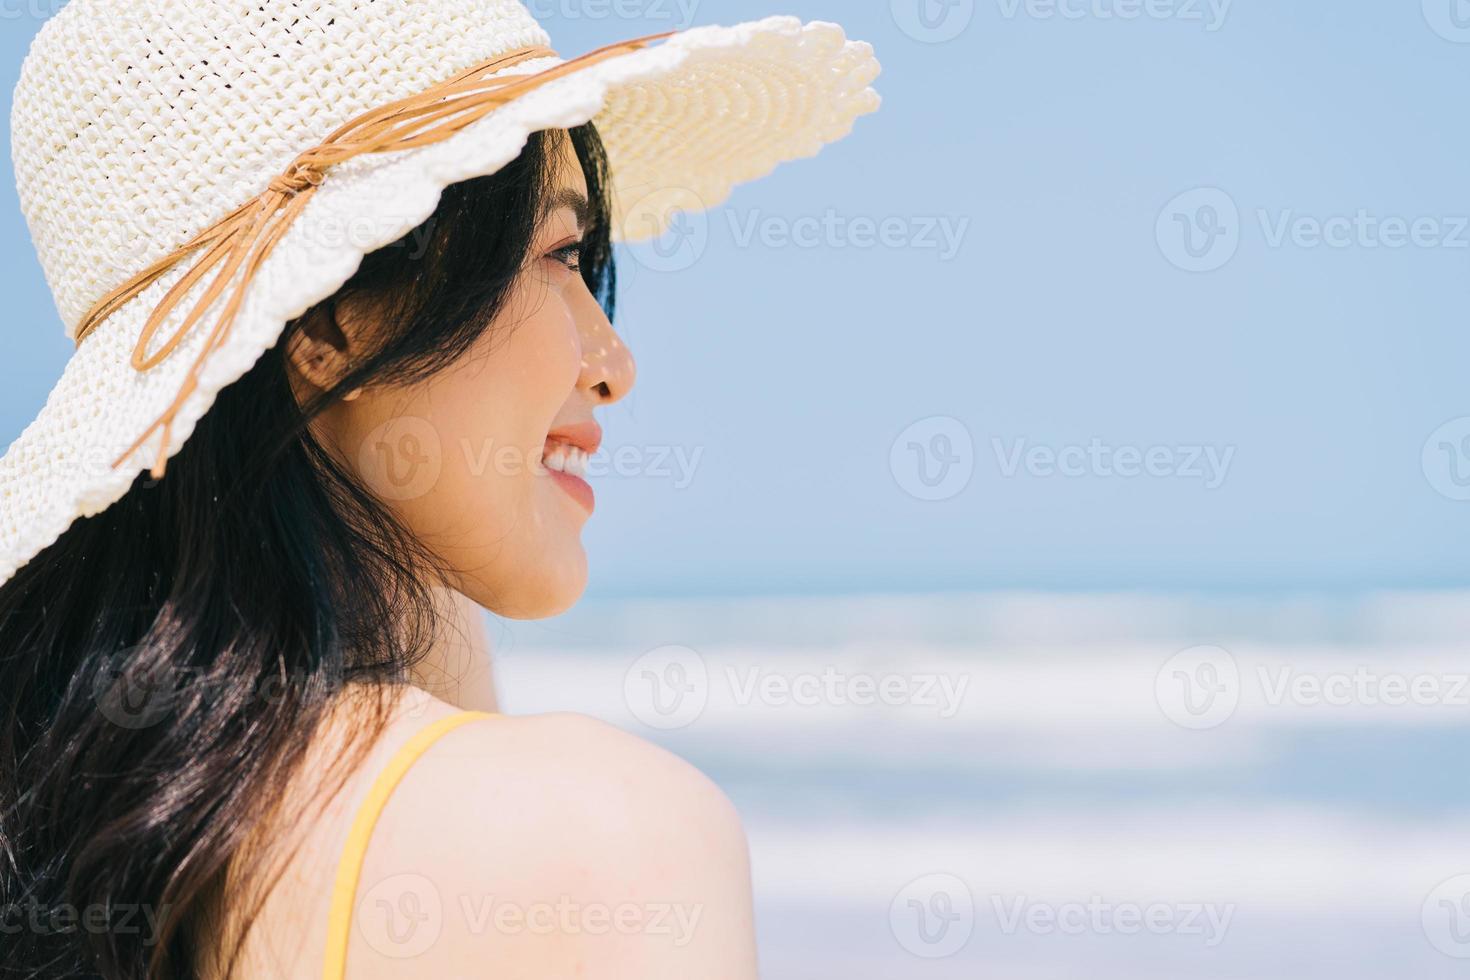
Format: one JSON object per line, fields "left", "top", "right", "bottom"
{"left": 571, "top": 285, "right": 636, "bottom": 405}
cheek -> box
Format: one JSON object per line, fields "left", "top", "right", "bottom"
{"left": 354, "top": 288, "right": 584, "bottom": 581}
{"left": 433, "top": 286, "right": 581, "bottom": 461}
{"left": 508, "top": 297, "right": 584, "bottom": 415}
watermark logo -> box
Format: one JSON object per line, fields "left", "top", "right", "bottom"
{"left": 460, "top": 896, "right": 703, "bottom": 943}
{"left": 459, "top": 439, "right": 705, "bottom": 490}
{"left": 0, "top": 899, "right": 168, "bottom": 944}
{"left": 350, "top": 880, "right": 703, "bottom": 951}
{"left": 890, "top": 873, "right": 975, "bottom": 958}
{"left": 992, "top": 437, "right": 1235, "bottom": 489}
{"left": 1423, "top": 875, "right": 1470, "bottom": 957}
{"left": 624, "top": 645, "right": 709, "bottom": 730}
{"left": 0, "top": 0, "right": 68, "bottom": 21}
{"left": 1161, "top": 189, "right": 1470, "bottom": 272}
{"left": 725, "top": 210, "right": 970, "bottom": 261}
{"left": 358, "top": 873, "right": 444, "bottom": 959}
{"left": 1157, "top": 188, "right": 1240, "bottom": 273}
{"left": 1423, "top": 0, "right": 1470, "bottom": 42}
{"left": 1258, "top": 210, "right": 1469, "bottom": 251}
{"left": 1157, "top": 654, "right": 1470, "bottom": 728}
{"left": 624, "top": 197, "right": 970, "bottom": 269}
{"left": 304, "top": 212, "right": 437, "bottom": 258}
{"left": 892, "top": 0, "right": 976, "bottom": 43}
{"left": 992, "top": 895, "right": 1234, "bottom": 945}
{"left": 996, "top": 0, "right": 1231, "bottom": 30}
{"left": 624, "top": 653, "right": 971, "bottom": 729}
{"left": 92, "top": 650, "right": 186, "bottom": 730}
{"left": 1257, "top": 665, "right": 1470, "bottom": 708}
{"left": 726, "top": 667, "right": 970, "bottom": 719}
{"left": 1155, "top": 645, "right": 1240, "bottom": 730}
{"left": 891, "top": 416, "right": 975, "bottom": 501}
{"left": 526, "top": 0, "right": 702, "bottom": 29}
{"left": 625, "top": 188, "right": 710, "bottom": 273}
{"left": 357, "top": 415, "right": 443, "bottom": 502}
{"left": 1422, "top": 417, "right": 1470, "bottom": 501}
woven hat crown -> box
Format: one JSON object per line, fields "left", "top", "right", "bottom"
{"left": 12, "top": 0, "right": 552, "bottom": 338}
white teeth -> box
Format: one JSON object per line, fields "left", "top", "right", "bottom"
{"left": 543, "top": 442, "right": 588, "bottom": 478}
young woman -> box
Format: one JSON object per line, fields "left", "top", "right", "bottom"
{"left": 0, "top": 3, "right": 879, "bottom": 977}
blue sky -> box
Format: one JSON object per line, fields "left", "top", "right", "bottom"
{"left": 3, "top": 1, "right": 1468, "bottom": 597}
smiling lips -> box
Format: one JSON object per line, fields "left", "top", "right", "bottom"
{"left": 543, "top": 420, "right": 601, "bottom": 514}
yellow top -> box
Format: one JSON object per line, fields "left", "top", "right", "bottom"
{"left": 321, "top": 709, "right": 495, "bottom": 980}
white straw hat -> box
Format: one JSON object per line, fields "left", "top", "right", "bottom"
{"left": 0, "top": 0, "right": 880, "bottom": 587}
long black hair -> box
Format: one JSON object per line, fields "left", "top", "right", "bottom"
{"left": 0, "top": 124, "right": 618, "bottom": 979}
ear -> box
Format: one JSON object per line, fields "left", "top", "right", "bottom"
{"left": 284, "top": 300, "right": 358, "bottom": 395}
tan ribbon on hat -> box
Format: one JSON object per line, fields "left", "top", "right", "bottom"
{"left": 74, "top": 29, "right": 676, "bottom": 479}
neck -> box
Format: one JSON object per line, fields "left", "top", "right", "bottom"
{"left": 409, "top": 587, "right": 498, "bottom": 712}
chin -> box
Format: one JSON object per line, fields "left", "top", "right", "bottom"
{"left": 463, "top": 547, "right": 588, "bottom": 620}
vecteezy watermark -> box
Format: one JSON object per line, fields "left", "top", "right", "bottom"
{"left": 996, "top": 0, "right": 1231, "bottom": 31}
{"left": 358, "top": 873, "right": 444, "bottom": 959}
{"left": 1424, "top": 875, "right": 1470, "bottom": 958}
{"left": 354, "top": 419, "right": 707, "bottom": 502}
{"left": 0, "top": 439, "right": 177, "bottom": 483}
{"left": 725, "top": 666, "right": 970, "bottom": 719}
{"left": 725, "top": 210, "right": 971, "bottom": 262}
{"left": 992, "top": 438, "right": 1236, "bottom": 489}
{"left": 622, "top": 187, "right": 710, "bottom": 273}
{"left": 0, "top": 899, "right": 169, "bottom": 943}
{"left": 892, "top": 421, "right": 1232, "bottom": 498}
{"left": 460, "top": 440, "right": 705, "bottom": 490}
{"left": 0, "top": 0, "right": 66, "bottom": 20}
{"left": 355, "top": 873, "right": 703, "bottom": 960}
{"left": 622, "top": 647, "right": 973, "bottom": 731}
{"left": 891, "top": 0, "right": 977, "bottom": 43}
{"left": 1156, "top": 646, "right": 1470, "bottom": 730}
{"left": 624, "top": 645, "right": 710, "bottom": 730}
{"left": 1159, "top": 187, "right": 1470, "bottom": 273}
{"left": 92, "top": 649, "right": 190, "bottom": 730}
{"left": 1157, "top": 188, "right": 1241, "bottom": 273}
{"left": 459, "top": 897, "right": 702, "bottom": 946}
{"left": 1422, "top": 417, "right": 1470, "bottom": 501}
{"left": 1422, "top": 0, "right": 1470, "bottom": 43}
{"left": 91, "top": 656, "right": 369, "bottom": 730}
{"left": 526, "top": 0, "right": 702, "bottom": 28}
{"left": 890, "top": 874, "right": 975, "bottom": 958}
{"left": 1257, "top": 665, "right": 1470, "bottom": 709}
{"left": 302, "top": 212, "right": 438, "bottom": 259}
{"left": 1155, "top": 645, "right": 1240, "bottom": 730}
{"left": 890, "top": 416, "right": 976, "bottom": 502}
{"left": 358, "top": 415, "right": 444, "bottom": 502}
{"left": 1257, "top": 210, "right": 1470, "bottom": 251}
{"left": 627, "top": 200, "right": 972, "bottom": 271}
{"left": 992, "top": 895, "right": 1235, "bottom": 946}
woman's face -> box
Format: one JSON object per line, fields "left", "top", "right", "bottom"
{"left": 300, "top": 135, "right": 636, "bottom": 619}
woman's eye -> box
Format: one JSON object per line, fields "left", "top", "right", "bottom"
{"left": 548, "top": 242, "right": 583, "bottom": 273}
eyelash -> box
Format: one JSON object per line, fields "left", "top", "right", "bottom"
{"left": 548, "top": 242, "right": 583, "bottom": 273}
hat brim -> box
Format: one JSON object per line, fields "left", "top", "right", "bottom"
{"left": 0, "top": 16, "right": 880, "bottom": 586}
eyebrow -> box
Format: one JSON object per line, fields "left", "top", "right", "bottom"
{"left": 543, "top": 188, "right": 591, "bottom": 233}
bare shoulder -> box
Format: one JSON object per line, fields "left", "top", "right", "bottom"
{"left": 401, "top": 707, "right": 747, "bottom": 842}
{"left": 218, "top": 689, "right": 755, "bottom": 979}
{"left": 345, "top": 701, "right": 759, "bottom": 978}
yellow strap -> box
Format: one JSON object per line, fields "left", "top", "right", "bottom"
{"left": 321, "top": 709, "right": 495, "bottom": 980}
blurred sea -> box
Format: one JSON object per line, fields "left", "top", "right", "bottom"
{"left": 490, "top": 592, "right": 1470, "bottom": 979}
